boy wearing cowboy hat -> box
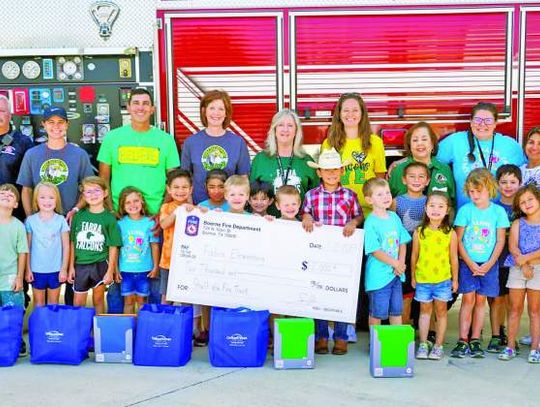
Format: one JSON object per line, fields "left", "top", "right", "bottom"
{"left": 302, "top": 147, "right": 363, "bottom": 355}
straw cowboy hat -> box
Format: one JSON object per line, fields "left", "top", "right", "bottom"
{"left": 307, "top": 147, "right": 351, "bottom": 169}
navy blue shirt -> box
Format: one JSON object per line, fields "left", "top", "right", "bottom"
{"left": 0, "top": 128, "right": 33, "bottom": 185}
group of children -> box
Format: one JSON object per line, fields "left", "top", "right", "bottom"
{"left": 1, "top": 145, "right": 539, "bottom": 363}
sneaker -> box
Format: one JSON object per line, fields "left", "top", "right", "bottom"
{"left": 500, "top": 326, "right": 508, "bottom": 346}
{"left": 519, "top": 334, "right": 532, "bottom": 346}
{"left": 469, "top": 339, "right": 485, "bottom": 358}
{"left": 528, "top": 349, "right": 540, "bottom": 364}
{"left": 19, "top": 339, "right": 28, "bottom": 357}
{"left": 347, "top": 324, "right": 357, "bottom": 343}
{"left": 416, "top": 342, "right": 431, "bottom": 360}
{"left": 429, "top": 345, "right": 444, "bottom": 360}
{"left": 451, "top": 340, "right": 469, "bottom": 358}
{"left": 487, "top": 336, "right": 502, "bottom": 353}
{"left": 498, "top": 347, "right": 516, "bottom": 361}
{"left": 194, "top": 330, "right": 209, "bottom": 347}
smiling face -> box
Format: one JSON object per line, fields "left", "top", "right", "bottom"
{"left": 43, "top": 116, "right": 68, "bottom": 141}
{"left": 225, "top": 185, "right": 249, "bottom": 212}
{"left": 275, "top": 115, "right": 296, "bottom": 148}
{"left": 409, "top": 127, "right": 434, "bottom": 161}
{"left": 167, "top": 176, "right": 192, "bottom": 204}
{"left": 525, "top": 132, "right": 540, "bottom": 165}
{"left": 36, "top": 185, "right": 57, "bottom": 213}
{"left": 340, "top": 98, "right": 362, "bottom": 130}
{"left": 317, "top": 167, "right": 344, "bottom": 190}
{"left": 519, "top": 190, "right": 540, "bottom": 217}
{"left": 127, "top": 93, "right": 155, "bottom": 126}
{"left": 425, "top": 194, "right": 449, "bottom": 223}
{"left": 498, "top": 173, "right": 521, "bottom": 200}
{"left": 276, "top": 193, "right": 301, "bottom": 220}
{"left": 0, "top": 189, "right": 18, "bottom": 210}
{"left": 82, "top": 183, "right": 107, "bottom": 208}
{"left": 248, "top": 191, "right": 273, "bottom": 216}
{"left": 471, "top": 109, "right": 497, "bottom": 140}
{"left": 123, "top": 192, "right": 144, "bottom": 218}
{"left": 402, "top": 166, "right": 430, "bottom": 195}
{"left": 204, "top": 99, "right": 226, "bottom": 129}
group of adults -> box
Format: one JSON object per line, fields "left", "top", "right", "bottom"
{"left": 1, "top": 87, "right": 534, "bottom": 309}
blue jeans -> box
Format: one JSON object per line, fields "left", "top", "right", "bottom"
{"left": 315, "top": 320, "right": 348, "bottom": 341}
{"left": 106, "top": 282, "right": 124, "bottom": 313}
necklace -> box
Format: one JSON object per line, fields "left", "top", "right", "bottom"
{"left": 475, "top": 136, "right": 495, "bottom": 171}
{"left": 276, "top": 151, "right": 294, "bottom": 185}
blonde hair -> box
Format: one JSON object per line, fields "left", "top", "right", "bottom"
{"left": 32, "top": 182, "right": 63, "bottom": 214}
{"left": 275, "top": 185, "right": 301, "bottom": 204}
{"left": 265, "top": 109, "right": 307, "bottom": 157}
{"left": 224, "top": 175, "right": 250, "bottom": 195}
{"left": 464, "top": 168, "right": 498, "bottom": 199}
{"left": 362, "top": 177, "right": 389, "bottom": 198}
{"left": 79, "top": 176, "right": 113, "bottom": 211}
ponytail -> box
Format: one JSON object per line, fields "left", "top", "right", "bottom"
{"left": 467, "top": 129, "right": 476, "bottom": 163}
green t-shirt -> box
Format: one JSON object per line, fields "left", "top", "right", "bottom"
{"left": 0, "top": 217, "right": 28, "bottom": 291}
{"left": 96, "top": 125, "right": 181, "bottom": 215}
{"left": 388, "top": 156, "right": 455, "bottom": 204}
{"left": 249, "top": 152, "right": 319, "bottom": 217}
{"left": 70, "top": 209, "right": 122, "bottom": 265}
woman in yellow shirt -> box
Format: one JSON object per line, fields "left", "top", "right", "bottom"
{"left": 321, "top": 93, "right": 386, "bottom": 215}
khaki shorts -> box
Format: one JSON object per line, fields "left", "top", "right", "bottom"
{"left": 506, "top": 265, "right": 540, "bottom": 290}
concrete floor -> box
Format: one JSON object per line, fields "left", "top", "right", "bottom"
{"left": 1, "top": 303, "right": 539, "bottom": 407}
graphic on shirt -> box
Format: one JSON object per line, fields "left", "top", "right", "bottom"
{"left": 459, "top": 151, "right": 501, "bottom": 174}
{"left": 201, "top": 145, "right": 228, "bottom": 171}
{"left": 1, "top": 145, "right": 16, "bottom": 155}
{"left": 39, "top": 158, "right": 69, "bottom": 185}
{"left": 352, "top": 151, "right": 366, "bottom": 164}
{"left": 465, "top": 221, "right": 491, "bottom": 254}
{"left": 342, "top": 150, "right": 371, "bottom": 186}
{"left": 76, "top": 221, "right": 105, "bottom": 252}
{"left": 118, "top": 146, "right": 159, "bottom": 166}
{"left": 124, "top": 230, "right": 147, "bottom": 262}
{"left": 383, "top": 230, "right": 399, "bottom": 257}
{"left": 435, "top": 173, "right": 447, "bottom": 184}
{"left": 272, "top": 168, "right": 302, "bottom": 192}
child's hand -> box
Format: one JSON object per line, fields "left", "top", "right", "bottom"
{"left": 452, "top": 279, "right": 459, "bottom": 293}
{"left": 515, "top": 254, "right": 528, "bottom": 267}
{"left": 183, "top": 203, "right": 196, "bottom": 212}
{"left": 147, "top": 268, "right": 159, "bottom": 279}
{"left": 302, "top": 217, "right": 314, "bottom": 233}
{"left": 114, "top": 272, "right": 122, "bottom": 284}
{"left": 264, "top": 215, "right": 275, "bottom": 222}
{"left": 213, "top": 207, "right": 223, "bottom": 212}
{"left": 25, "top": 270, "right": 34, "bottom": 283}
{"left": 103, "top": 272, "right": 114, "bottom": 286}
{"left": 411, "top": 278, "right": 416, "bottom": 289}
{"left": 476, "top": 262, "right": 492, "bottom": 276}
{"left": 59, "top": 270, "right": 67, "bottom": 283}
{"left": 469, "top": 262, "right": 483, "bottom": 276}
{"left": 197, "top": 206, "right": 209, "bottom": 213}
{"left": 523, "top": 264, "right": 534, "bottom": 280}
{"left": 12, "top": 276, "right": 23, "bottom": 292}
{"left": 151, "top": 214, "right": 161, "bottom": 236}
{"left": 67, "top": 267, "right": 76, "bottom": 284}
{"left": 342, "top": 221, "right": 356, "bottom": 237}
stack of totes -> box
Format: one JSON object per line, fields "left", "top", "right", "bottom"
{"left": 273, "top": 318, "right": 314, "bottom": 369}
{"left": 370, "top": 325, "right": 414, "bottom": 378}
{"left": 93, "top": 314, "right": 136, "bottom": 363}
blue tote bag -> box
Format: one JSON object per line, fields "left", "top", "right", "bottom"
{"left": 29, "top": 305, "right": 95, "bottom": 365}
{"left": 0, "top": 305, "right": 24, "bottom": 367}
{"left": 133, "top": 304, "right": 193, "bottom": 367}
{"left": 209, "top": 307, "right": 270, "bottom": 367}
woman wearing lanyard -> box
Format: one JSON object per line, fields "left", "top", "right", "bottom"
{"left": 388, "top": 122, "right": 455, "bottom": 203}
{"left": 437, "top": 102, "right": 526, "bottom": 208}
{"left": 250, "top": 109, "right": 318, "bottom": 217}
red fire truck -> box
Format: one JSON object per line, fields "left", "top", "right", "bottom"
{"left": 156, "top": 0, "right": 540, "bottom": 156}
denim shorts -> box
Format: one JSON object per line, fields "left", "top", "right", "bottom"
{"left": 367, "top": 276, "right": 403, "bottom": 319}
{"left": 414, "top": 279, "right": 453, "bottom": 303}
{"left": 159, "top": 268, "right": 169, "bottom": 295}
{"left": 458, "top": 260, "right": 499, "bottom": 297}
{"left": 120, "top": 272, "right": 150, "bottom": 297}
{"left": 32, "top": 272, "right": 61, "bottom": 290}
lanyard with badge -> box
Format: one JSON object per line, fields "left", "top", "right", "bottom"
{"left": 475, "top": 136, "right": 495, "bottom": 171}
{"left": 276, "top": 152, "right": 294, "bottom": 185}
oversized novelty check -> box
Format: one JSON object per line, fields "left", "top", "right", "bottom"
{"left": 167, "top": 207, "right": 363, "bottom": 323}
